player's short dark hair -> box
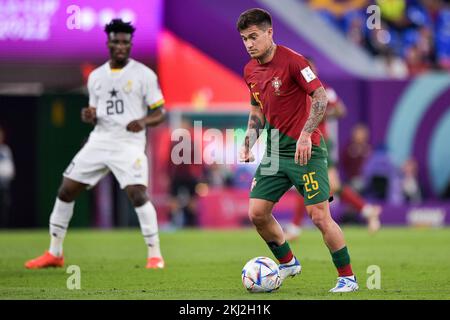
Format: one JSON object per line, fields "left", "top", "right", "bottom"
{"left": 237, "top": 8, "right": 272, "bottom": 32}
{"left": 104, "top": 19, "right": 136, "bottom": 37}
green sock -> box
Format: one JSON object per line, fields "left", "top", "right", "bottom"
{"left": 267, "top": 241, "right": 294, "bottom": 264}
{"left": 330, "top": 246, "right": 351, "bottom": 268}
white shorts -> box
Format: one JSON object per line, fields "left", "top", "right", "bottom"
{"left": 63, "top": 141, "right": 148, "bottom": 189}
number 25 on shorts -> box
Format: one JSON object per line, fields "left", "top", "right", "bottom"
{"left": 303, "top": 172, "right": 319, "bottom": 192}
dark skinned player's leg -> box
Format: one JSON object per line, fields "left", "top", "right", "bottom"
{"left": 125, "top": 185, "right": 163, "bottom": 267}
{"left": 25, "top": 178, "right": 88, "bottom": 269}
{"left": 125, "top": 184, "right": 149, "bottom": 207}
{"left": 58, "top": 177, "right": 89, "bottom": 202}
{"left": 49, "top": 178, "right": 88, "bottom": 256}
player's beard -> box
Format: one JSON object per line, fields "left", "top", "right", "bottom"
{"left": 113, "top": 53, "right": 129, "bottom": 67}
{"left": 257, "top": 43, "right": 276, "bottom": 63}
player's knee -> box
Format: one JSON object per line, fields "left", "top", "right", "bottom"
{"left": 311, "top": 215, "right": 328, "bottom": 231}
{"left": 307, "top": 204, "right": 330, "bottom": 230}
{"left": 127, "top": 189, "right": 149, "bottom": 207}
{"left": 248, "top": 209, "right": 270, "bottom": 227}
{"left": 57, "top": 185, "right": 76, "bottom": 202}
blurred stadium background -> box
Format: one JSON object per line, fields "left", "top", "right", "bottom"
{"left": 1, "top": 0, "right": 449, "bottom": 231}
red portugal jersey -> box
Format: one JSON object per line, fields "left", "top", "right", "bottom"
{"left": 244, "top": 45, "right": 323, "bottom": 158}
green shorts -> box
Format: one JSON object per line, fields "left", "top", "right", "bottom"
{"left": 250, "top": 138, "right": 331, "bottom": 205}
{"left": 325, "top": 138, "right": 335, "bottom": 168}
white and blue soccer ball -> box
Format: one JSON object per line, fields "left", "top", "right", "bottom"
{"left": 241, "top": 256, "right": 281, "bottom": 293}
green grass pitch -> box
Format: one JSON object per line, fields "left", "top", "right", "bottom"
{"left": 0, "top": 227, "right": 449, "bottom": 300}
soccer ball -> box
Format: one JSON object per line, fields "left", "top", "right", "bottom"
{"left": 241, "top": 256, "right": 281, "bottom": 293}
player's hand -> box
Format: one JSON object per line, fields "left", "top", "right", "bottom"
{"left": 81, "top": 107, "right": 96, "bottom": 124}
{"left": 295, "top": 132, "right": 312, "bottom": 166}
{"left": 126, "top": 119, "right": 146, "bottom": 132}
{"left": 239, "top": 146, "right": 255, "bottom": 163}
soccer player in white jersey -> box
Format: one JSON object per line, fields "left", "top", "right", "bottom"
{"left": 25, "top": 19, "right": 166, "bottom": 269}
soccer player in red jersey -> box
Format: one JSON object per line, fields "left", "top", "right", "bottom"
{"left": 285, "top": 58, "right": 382, "bottom": 241}
{"left": 237, "top": 8, "right": 358, "bottom": 292}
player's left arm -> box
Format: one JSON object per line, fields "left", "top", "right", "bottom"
{"left": 127, "top": 69, "right": 166, "bottom": 133}
{"left": 126, "top": 106, "right": 166, "bottom": 132}
{"left": 296, "top": 87, "right": 328, "bottom": 165}
{"left": 290, "top": 55, "right": 328, "bottom": 166}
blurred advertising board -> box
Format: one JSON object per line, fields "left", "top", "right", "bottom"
{"left": 0, "top": 0, "right": 163, "bottom": 63}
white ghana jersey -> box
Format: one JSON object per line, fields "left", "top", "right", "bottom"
{"left": 87, "top": 59, "right": 164, "bottom": 148}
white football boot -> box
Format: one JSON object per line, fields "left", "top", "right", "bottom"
{"left": 279, "top": 257, "right": 302, "bottom": 281}
{"left": 329, "top": 276, "right": 359, "bottom": 293}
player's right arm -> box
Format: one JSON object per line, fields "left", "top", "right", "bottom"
{"left": 125, "top": 66, "right": 165, "bottom": 132}
{"left": 81, "top": 72, "right": 98, "bottom": 125}
{"left": 81, "top": 107, "right": 96, "bottom": 124}
{"left": 297, "top": 87, "right": 328, "bottom": 165}
{"left": 289, "top": 54, "right": 327, "bottom": 166}
{"left": 239, "top": 103, "right": 265, "bottom": 163}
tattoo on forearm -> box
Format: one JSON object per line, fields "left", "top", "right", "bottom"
{"left": 245, "top": 114, "right": 264, "bottom": 149}
{"left": 303, "top": 87, "right": 327, "bottom": 133}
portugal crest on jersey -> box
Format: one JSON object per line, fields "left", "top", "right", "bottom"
{"left": 271, "top": 77, "right": 282, "bottom": 95}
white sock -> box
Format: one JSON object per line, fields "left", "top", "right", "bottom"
{"left": 49, "top": 236, "right": 64, "bottom": 258}
{"left": 48, "top": 198, "right": 74, "bottom": 257}
{"left": 135, "top": 201, "right": 162, "bottom": 258}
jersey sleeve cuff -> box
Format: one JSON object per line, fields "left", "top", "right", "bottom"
{"left": 149, "top": 99, "right": 165, "bottom": 110}
{"left": 307, "top": 79, "right": 322, "bottom": 95}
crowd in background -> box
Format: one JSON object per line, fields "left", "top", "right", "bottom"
{"left": 339, "top": 123, "right": 423, "bottom": 205}
{"left": 306, "top": 0, "right": 450, "bottom": 77}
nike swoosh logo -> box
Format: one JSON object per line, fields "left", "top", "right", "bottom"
{"left": 250, "top": 83, "right": 256, "bottom": 88}
{"left": 307, "top": 191, "right": 320, "bottom": 200}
